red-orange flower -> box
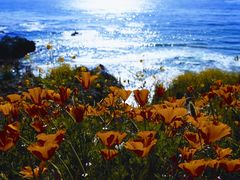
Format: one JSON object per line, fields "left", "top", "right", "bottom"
{"left": 124, "top": 131, "right": 157, "bottom": 157}
{"left": 178, "top": 147, "right": 197, "bottom": 161}
{"left": 30, "top": 120, "right": 47, "bottom": 133}
{"left": 179, "top": 159, "right": 206, "bottom": 177}
{"left": 23, "top": 103, "right": 48, "bottom": 119}
{"left": 184, "top": 132, "right": 204, "bottom": 149}
{"left": 102, "top": 93, "right": 118, "bottom": 107}
{"left": 36, "top": 130, "right": 65, "bottom": 144}
{"left": 187, "top": 86, "right": 194, "bottom": 94}
{"left": 198, "top": 121, "right": 231, "bottom": 144}
{"left": 75, "top": 72, "right": 98, "bottom": 90}
{"left": 157, "top": 107, "right": 187, "bottom": 124}
{"left": 137, "top": 131, "right": 157, "bottom": 145}
{"left": 53, "top": 86, "right": 71, "bottom": 105}
{"left": 96, "top": 131, "right": 127, "bottom": 148}
{"left": 7, "top": 94, "right": 21, "bottom": 103}
{"left": 100, "top": 149, "right": 119, "bottom": 160}
{"left": 0, "top": 102, "right": 19, "bottom": 120}
{"left": 20, "top": 164, "right": 47, "bottom": 179}
{"left": 155, "top": 84, "right": 165, "bottom": 97}
{"left": 68, "top": 104, "right": 85, "bottom": 123}
{"left": 109, "top": 86, "right": 132, "bottom": 102}
{"left": 133, "top": 89, "right": 149, "bottom": 107}
{"left": 219, "top": 159, "right": 240, "bottom": 173}
{"left": 0, "top": 103, "right": 12, "bottom": 116}
{"left": 206, "top": 159, "right": 220, "bottom": 169}
{"left": 27, "top": 130, "right": 65, "bottom": 161}
{"left": 23, "top": 87, "right": 47, "bottom": 105}
{"left": 118, "top": 89, "right": 132, "bottom": 102}
{"left": 164, "top": 97, "right": 186, "bottom": 108}
{"left": 215, "top": 146, "right": 232, "bottom": 159}
{"left": 0, "top": 122, "right": 20, "bottom": 151}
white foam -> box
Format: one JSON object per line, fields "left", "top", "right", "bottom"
{"left": 20, "top": 22, "right": 45, "bottom": 32}
{"left": 59, "top": 30, "right": 143, "bottom": 50}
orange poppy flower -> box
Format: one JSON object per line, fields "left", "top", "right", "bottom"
{"left": 178, "top": 159, "right": 206, "bottom": 177}
{"left": 139, "top": 108, "right": 154, "bottom": 120}
{"left": 184, "top": 132, "right": 204, "bottom": 149}
{"left": 96, "top": 131, "right": 127, "bottom": 148}
{"left": 100, "top": 149, "right": 119, "bottom": 160}
{"left": 36, "top": 130, "right": 65, "bottom": 144}
{"left": 164, "top": 97, "right": 186, "bottom": 108}
{"left": 133, "top": 89, "right": 149, "bottom": 107}
{"left": 187, "top": 86, "right": 194, "bottom": 94}
{"left": 30, "top": 120, "right": 47, "bottom": 133}
{"left": 137, "top": 131, "right": 157, "bottom": 144}
{"left": 58, "top": 86, "right": 71, "bottom": 105}
{"left": 118, "top": 89, "right": 132, "bottom": 102}
{"left": 23, "top": 87, "right": 47, "bottom": 105}
{"left": 102, "top": 93, "right": 118, "bottom": 107}
{"left": 215, "top": 80, "right": 223, "bottom": 87}
{"left": 27, "top": 143, "right": 59, "bottom": 161}
{"left": 109, "top": 86, "right": 132, "bottom": 102}
{"left": 69, "top": 104, "right": 85, "bottom": 123}
{"left": 125, "top": 131, "right": 157, "bottom": 157}
{"left": 206, "top": 159, "right": 219, "bottom": 169}
{"left": 198, "top": 121, "right": 231, "bottom": 144}
{"left": 127, "top": 107, "right": 144, "bottom": 122}
{"left": 0, "top": 132, "right": 15, "bottom": 152}
{"left": 215, "top": 146, "right": 232, "bottom": 159}
{"left": 124, "top": 138, "right": 157, "bottom": 158}
{"left": 195, "top": 96, "right": 209, "bottom": 108}
{"left": 178, "top": 147, "right": 197, "bottom": 161}
{"left": 6, "top": 94, "right": 21, "bottom": 103}
{"left": 0, "top": 122, "right": 20, "bottom": 152}
{"left": 23, "top": 103, "right": 48, "bottom": 119}
{"left": 0, "top": 103, "right": 13, "bottom": 116}
{"left": 170, "top": 120, "right": 184, "bottom": 129}
{"left": 157, "top": 107, "right": 187, "bottom": 124}
{"left": 20, "top": 165, "right": 47, "bottom": 179}
{"left": 75, "top": 72, "right": 98, "bottom": 90}
{"left": 219, "top": 159, "right": 240, "bottom": 173}
{"left": 155, "top": 84, "right": 165, "bottom": 97}
{"left": 109, "top": 86, "right": 119, "bottom": 92}
{"left": 27, "top": 130, "right": 65, "bottom": 161}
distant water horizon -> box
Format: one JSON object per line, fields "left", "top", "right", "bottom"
{"left": 1, "top": 0, "right": 240, "bottom": 91}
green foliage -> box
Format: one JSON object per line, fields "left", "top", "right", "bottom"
{"left": 1, "top": 64, "right": 240, "bottom": 179}
{"left": 165, "top": 69, "right": 240, "bottom": 99}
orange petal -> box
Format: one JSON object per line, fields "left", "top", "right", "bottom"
{"left": 179, "top": 159, "right": 206, "bottom": 177}
{"left": 100, "top": 149, "right": 119, "bottom": 160}
{"left": 96, "top": 131, "right": 127, "bottom": 147}
{"left": 133, "top": 89, "right": 149, "bottom": 107}
{"left": 219, "top": 159, "right": 240, "bottom": 173}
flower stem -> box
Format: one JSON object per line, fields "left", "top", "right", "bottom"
{"left": 49, "top": 160, "right": 63, "bottom": 180}
{"left": 56, "top": 152, "right": 74, "bottom": 180}
{"left": 68, "top": 141, "right": 86, "bottom": 175}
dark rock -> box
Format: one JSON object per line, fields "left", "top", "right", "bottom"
{"left": 234, "top": 55, "right": 239, "bottom": 61}
{"left": 0, "top": 35, "right": 36, "bottom": 64}
{"left": 71, "top": 31, "right": 79, "bottom": 36}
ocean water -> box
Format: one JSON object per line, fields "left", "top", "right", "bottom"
{"left": 0, "top": 0, "right": 240, "bottom": 92}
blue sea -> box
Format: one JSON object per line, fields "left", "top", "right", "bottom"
{"left": 0, "top": 0, "right": 240, "bottom": 90}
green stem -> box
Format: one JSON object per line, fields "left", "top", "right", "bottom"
{"left": 209, "top": 101, "right": 217, "bottom": 120}
{"left": 68, "top": 141, "right": 86, "bottom": 175}
{"left": 130, "top": 119, "right": 139, "bottom": 132}
{"left": 19, "top": 135, "right": 31, "bottom": 145}
{"left": 49, "top": 160, "right": 63, "bottom": 180}
{"left": 56, "top": 152, "right": 74, "bottom": 180}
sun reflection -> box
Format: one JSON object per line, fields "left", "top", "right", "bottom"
{"left": 67, "top": 0, "right": 151, "bottom": 13}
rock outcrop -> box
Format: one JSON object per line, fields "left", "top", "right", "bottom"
{"left": 0, "top": 35, "right": 35, "bottom": 64}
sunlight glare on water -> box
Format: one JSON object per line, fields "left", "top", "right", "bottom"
{"left": 66, "top": 0, "right": 154, "bottom": 13}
